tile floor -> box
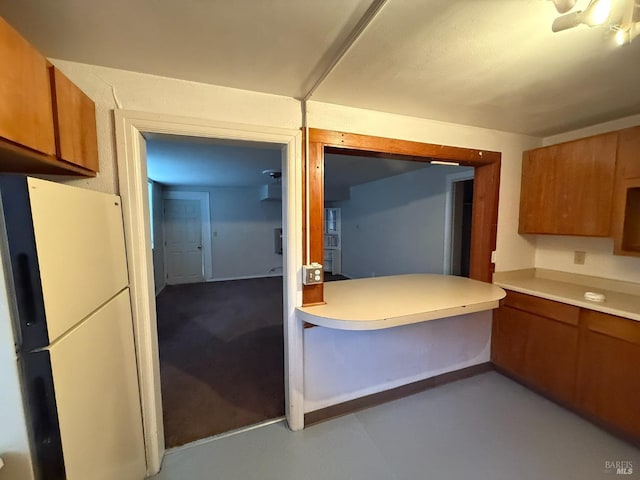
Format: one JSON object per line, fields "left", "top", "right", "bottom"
{"left": 151, "top": 372, "right": 640, "bottom": 480}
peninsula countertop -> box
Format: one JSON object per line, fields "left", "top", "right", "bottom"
{"left": 493, "top": 269, "right": 640, "bottom": 322}
{"left": 297, "top": 273, "right": 506, "bottom": 330}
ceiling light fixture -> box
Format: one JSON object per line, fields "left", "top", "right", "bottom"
{"left": 262, "top": 169, "right": 282, "bottom": 184}
{"left": 430, "top": 160, "right": 460, "bottom": 166}
{"left": 549, "top": 0, "right": 640, "bottom": 45}
{"left": 552, "top": 0, "right": 611, "bottom": 31}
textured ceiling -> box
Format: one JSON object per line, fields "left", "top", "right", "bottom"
{"left": 0, "top": 0, "right": 374, "bottom": 98}
{"left": 312, "top": 0, "right": 640, "bottom": 136}
{"left": 1, "top": 0, "right": 639, "bottom": 135}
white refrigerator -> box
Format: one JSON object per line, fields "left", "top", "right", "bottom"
{"left": 0, "top": 176, "right": 146, "bottom": 480}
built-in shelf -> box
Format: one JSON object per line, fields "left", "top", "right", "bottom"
{"left": 622, "top": 186, "right": 640, "bottom": 254}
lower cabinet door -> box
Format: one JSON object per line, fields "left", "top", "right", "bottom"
{"left": 576, "top": 310, "right": 640, "bottom": 441}
{"left": 493, "top": 305, "right": 579, "bottom": 404}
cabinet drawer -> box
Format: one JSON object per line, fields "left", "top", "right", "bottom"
{"left": 582, "top": 309, "right": 640, "bottom": 346}
{"left": 503, "top": 290, "right": 579, "bottom": 325}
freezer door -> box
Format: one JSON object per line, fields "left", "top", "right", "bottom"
{"left": 48, "top": 289, "right": 145, "bottom": 480}
{"left": 27, "top": 177, "right": 128, "bottom": 343}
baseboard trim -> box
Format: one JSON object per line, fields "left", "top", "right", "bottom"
{"left": 205, "top": 273, "right": 283, "bottom": 282}
{"left": 304, "top": 362, "right": 494, "bottom": 427}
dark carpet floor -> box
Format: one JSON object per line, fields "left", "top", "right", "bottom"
{"left": 324, "top": 273, "right": 349, "bottom": 282}
{"left": 156, "top": 277, "right": 285, "bottom": 448}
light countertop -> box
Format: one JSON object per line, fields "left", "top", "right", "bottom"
{"left": 297, "top": 274, "right": 505, "bottom": 330}
{"left": 493, "top": 269, "right": 640, "bottom": 322}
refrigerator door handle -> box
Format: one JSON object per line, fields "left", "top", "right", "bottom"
{"left": 16, "top": 253, "right": 38, "bottom": 325}
{"left": 22, "top": 351, "right": 66, "bottom": 480}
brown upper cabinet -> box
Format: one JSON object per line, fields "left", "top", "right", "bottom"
{"left": 0, "top": 16, "right": 56, "bottom": 156}
{"left": 519, "top": 132, "right": 618, "bottom": 237}
{"left": 519, "top": 127, "right": 640, "bottom": 256}
{"left": 50, "top": 67, "right": 99, "bottom": 172}
{"left": 0, "top": 17, "right": 98, "bottom": 175}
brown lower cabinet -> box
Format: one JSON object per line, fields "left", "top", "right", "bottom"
{"left": 492, "top": 290, "right": 640, "bottom": 445}
{"left": 576, "top": 310, "right": 640, "bottom": 441}
{"left": 492, "top": 292, "right": 579, "bottom": 404}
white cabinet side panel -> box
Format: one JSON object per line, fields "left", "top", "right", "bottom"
{"left": 48, "top": 289, "right": 145, "bottom": 480}
{"left": 27, "top": 178, "right": 128, "bottom": 341}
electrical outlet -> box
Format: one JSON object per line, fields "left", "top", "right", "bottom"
{"left": 303, "top": 263, "right": 323, "bottom": 285}
{"left": 574, "top": 251, "right": 586, "bottom": 265}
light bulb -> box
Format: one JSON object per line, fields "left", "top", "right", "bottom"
{"left": 615, "top": 28, "right": 627, "bottom": 45}
{"left": 588, "top": 0, "right": 611, "bottom": 25}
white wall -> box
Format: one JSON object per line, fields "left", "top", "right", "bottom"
{"left": 150, "top": 181, "right": 165, "bottom": 294}
{"left": 0, "top": 253, "right": 35, "bottom": 480}
{"left": 537, "top": 113, "right": 640, "bottom": 284}
{"left": 49, "top": 59, "right": 301, "bottom": 195}
{"left": 304, "top": 312, "right": 491, "bottom": 412}
{"left": 165, "top": 186, "right": 283, "bottom": 280}
{"left": 337, "top": 165, "right": 472, "bottom": 279}
{"left": 542, "top": 114, "right": 640, "bottom": 146}
{"left": 534, "top": 237, "right": 640, "bottom": 284}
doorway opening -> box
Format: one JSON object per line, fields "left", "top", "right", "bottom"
{"left": 450, "top": 178, "right": 474, "bottom": 277}
{"left": 115, "top": 111, "right": 303, "bottom": 473}
{"left": 146, "top": 135, "right": 286, "bottom": 448}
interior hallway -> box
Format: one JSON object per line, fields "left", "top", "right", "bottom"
{"left": 156, "top": 277, "right": 285, "bottom": 447}
{"left": 152, "top": 371, "right": 640, "bottom": 479}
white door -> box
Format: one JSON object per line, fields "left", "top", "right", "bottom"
{"left": 164, "top": 198, "right": 204, "bottom": 284}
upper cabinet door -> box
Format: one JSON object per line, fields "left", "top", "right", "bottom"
{"left": 0, "top": 17, "right": 55, "bottom": 155}
{"left": 519, "top": 132, "right": 618, "bottom": 237}
{"left": 50, "top": 67, "right": 99, "bottom": 172}
{"left": 616, "top": 126, "right": 640, "bottom": 180}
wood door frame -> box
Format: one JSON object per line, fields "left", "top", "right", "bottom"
{"left": 162, "top": 190, "right": 213, "bottom": 282}
{"left": 303, "top": 128, "right": 501, "bottom": 305}
{"left": 114, "top": 110, "right": 303, "bottom": 476}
